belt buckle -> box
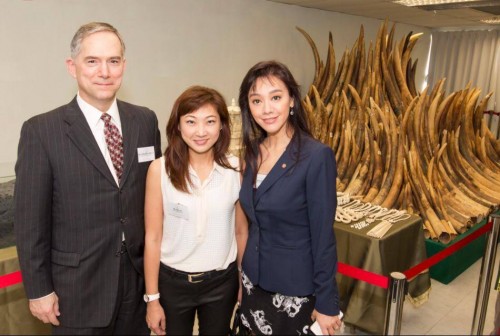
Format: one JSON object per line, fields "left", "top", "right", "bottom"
{"left": 188, "top": 273, "right": 204, "bottom": 283}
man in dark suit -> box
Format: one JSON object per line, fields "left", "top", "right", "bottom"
{"left": 14, "top": 22, "right": 161, "bottom": 335}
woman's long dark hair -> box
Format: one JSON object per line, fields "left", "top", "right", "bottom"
{"left": 238, "top": 60, "right": 312, "bottom": 183}
{"left": 164, "top": 85, "right": 234, "bottom": 193}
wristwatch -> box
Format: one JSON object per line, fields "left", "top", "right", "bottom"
{"left": 143, "top": 293, "right": 160, "bottom": 303}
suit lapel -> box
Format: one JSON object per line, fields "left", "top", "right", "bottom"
{"left": 254, "top": 138, "right": 298, "bottom": 206}
{"left": 63, "top": 98, "right": 116, "bottom": 186}
{"left": 118, "top": 101, "right": 139, "bottom": 187}
{"left": 241, "top": 167, "right": 259, "bottom": 225}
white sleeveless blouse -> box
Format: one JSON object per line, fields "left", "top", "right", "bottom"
{"left": 159, "top": 155, "right": 240, "bottom": 272}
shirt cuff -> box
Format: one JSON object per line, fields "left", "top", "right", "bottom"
{"left": 29, "top": 291, "right": 55, "bottom": 301}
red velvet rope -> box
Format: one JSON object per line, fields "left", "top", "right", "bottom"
{"left": 338, "top": 262, "right": 389, "bottom": 289}
{"left": 0, "top": 270, "right": 22, "bottom": 289}
{"left": 403, "top": 221, "right": 493, "bottom": 280}
{"left": 0, "top": 221, "right": 493, "bottom": 290}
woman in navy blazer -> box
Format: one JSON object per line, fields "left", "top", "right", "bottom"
{"left": 236, "top": 60, "right": 341, "bottom": 335}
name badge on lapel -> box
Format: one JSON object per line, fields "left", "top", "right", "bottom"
{"left": 167, "top": 202, "right": 189, "bottom": 220}
{"left": 137, "top": 146, "right": 155, "bottom": 163}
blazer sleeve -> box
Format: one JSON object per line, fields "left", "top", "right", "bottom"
{"left": 306, "top": 145, "right": 340, "bottom": 316}
{"left": 14, "top": 120, "right": 54, "bottom": 299}
{"left": 151, "top": 109, "right": 162, "bottom": 158}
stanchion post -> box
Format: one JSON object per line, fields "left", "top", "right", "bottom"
{"left": 471, "top": 214, "right": 500, "bottom": 335}
{"left": 384, "top": 272, "right": 407, "bottom": 335}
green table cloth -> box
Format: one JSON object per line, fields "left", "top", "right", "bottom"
{"left": 335, "top": 215, "right": 431, "bottom": 334}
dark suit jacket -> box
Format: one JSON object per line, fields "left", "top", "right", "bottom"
{"left": 14, "top": 97, "right": 161, "bottom": 327}
{"left": 239, "top": 133, "right": 340, "bottom": 316}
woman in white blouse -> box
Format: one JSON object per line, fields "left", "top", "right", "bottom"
{"left": 143, "top": 86, "right": 246, "bottom": 335}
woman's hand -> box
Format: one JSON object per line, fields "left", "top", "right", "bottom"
{"left": 311, "top": 309, "right": 342, "bottom": 335}
{"left": 146, "top": 301, "right": 166, "bottom": 335}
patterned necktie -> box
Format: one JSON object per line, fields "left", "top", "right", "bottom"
{"left": 101, "top": 113, "right": 124, "bottom": 182}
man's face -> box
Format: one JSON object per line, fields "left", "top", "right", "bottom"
{"left": 66, "top": 31, "right": 126, "bottom": 112}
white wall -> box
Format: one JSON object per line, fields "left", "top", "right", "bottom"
{"left": 0, "top": 0, "right": 431, "bottom": 177}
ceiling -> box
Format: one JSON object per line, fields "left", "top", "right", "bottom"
{"left": 267, "top": 0, "right": 500, "bottom": 28}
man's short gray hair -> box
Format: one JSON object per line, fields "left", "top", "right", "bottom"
{"left": 70, "top": 22, "right": 126, "bottom": 58}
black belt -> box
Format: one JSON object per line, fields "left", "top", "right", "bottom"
{"left": 160, "top": 261, "right": 235, "bottom": 283}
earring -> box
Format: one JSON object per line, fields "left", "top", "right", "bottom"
{"left": 289, "top": 106, "right": 294, "bottom": 116}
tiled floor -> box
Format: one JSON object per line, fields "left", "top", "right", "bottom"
{"left": 398, "top": 246, "right": 499, "bottom": 335}
{"left": 341, "top": 245, "right": 500, "bottom": 335}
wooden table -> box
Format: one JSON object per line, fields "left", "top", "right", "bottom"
{"left": 334, "top": 215, "right": 431, "bottom": 334}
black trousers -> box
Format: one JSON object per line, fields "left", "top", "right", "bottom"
{"left": 158, "top": 261, "right": 239, "bottom": 335}
{"left": 53, "top": 244, "right": 149, "bottom": 335}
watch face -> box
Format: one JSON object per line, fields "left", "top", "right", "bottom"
{"left": 143, "top": 294, "right": 149, "bottom": 302}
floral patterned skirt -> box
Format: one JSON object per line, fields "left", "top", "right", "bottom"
{"left": 239, "top": 271, "right": 316, "bottom": 335}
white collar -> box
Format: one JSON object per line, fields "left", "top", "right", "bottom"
{"left": 77, "top": 93, "right": 121, "bottom": 129}
{"left": 188, "top": 161, "right": 225, "bottom": 177}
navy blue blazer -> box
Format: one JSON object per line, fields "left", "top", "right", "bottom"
{"left": 240, "top": 133, "right": 339, "bottom": 316}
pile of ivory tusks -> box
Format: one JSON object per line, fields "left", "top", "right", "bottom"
{"left": 298, "top": 20, "right": 500, "bottom": 244}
